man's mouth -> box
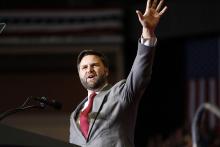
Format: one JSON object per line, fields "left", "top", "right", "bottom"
{"left": 87, "top": 75, "right": 96, "bottom": 81}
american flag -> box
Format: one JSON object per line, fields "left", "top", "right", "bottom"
{"left": 185, "top": 37, "right": 220, "bottom": 129}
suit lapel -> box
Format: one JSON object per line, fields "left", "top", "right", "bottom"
{"left": 92, "top": 84, "right": 111, "bottom": 112}
{"left": 72, "top": 98, "right": 88, "bottom": 140}
{"left": 87, "top": 84, "right": 111, "bottom": 141}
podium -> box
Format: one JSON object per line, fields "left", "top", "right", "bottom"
{"left": 0, "top": 124, "right": 80, "bottom": 147}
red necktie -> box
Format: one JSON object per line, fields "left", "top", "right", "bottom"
{"left": 80, "top": 92, "right": 96, "bottom": 139}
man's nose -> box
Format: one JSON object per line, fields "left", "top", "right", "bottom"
{"left": 87, "top": 66, "right": 94, "bottom": 72}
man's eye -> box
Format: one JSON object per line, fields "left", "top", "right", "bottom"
{"left": 93, "top": 64, "right": 99, "bottom": 67}
{"left": 82, "top": 66, "right": 87, "bottom": 70}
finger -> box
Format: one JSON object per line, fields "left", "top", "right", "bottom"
{"left": 136, "top": 10, "right": 143, "bottom": 21}
{"left": 159, "top": 6, "right": 168, "bottom": 16}
{"left": 146, "top": 0, "right": 152, "bottom": 9}
{"left": 152, "top": 0, "right": 158, "bottom": 9}
{"left": 156, "top": 0, "right": 164, "bottom": 12}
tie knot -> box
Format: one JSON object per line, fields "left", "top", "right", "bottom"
{"left": 89, "top": 92, "right": 97, "bottom": 99}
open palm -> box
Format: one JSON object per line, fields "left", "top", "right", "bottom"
{"left": 136, "top": 0, "right": 167, "bottom": 33}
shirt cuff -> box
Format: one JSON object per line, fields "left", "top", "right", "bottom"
{"left": 140, "top": 36, "right": 157, "bottom": 47}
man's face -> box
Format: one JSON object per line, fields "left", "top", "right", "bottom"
{"left": 78, "top": 55, "right": 109, "bottom": 91}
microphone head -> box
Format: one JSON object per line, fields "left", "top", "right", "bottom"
{"left": 33, "top": 96, "right": 62, "bottom": 110}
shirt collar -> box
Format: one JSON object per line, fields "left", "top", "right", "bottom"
{"left": 87, "top": 83, "right": 108, "bottom": 97}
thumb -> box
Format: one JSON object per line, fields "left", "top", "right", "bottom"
{"left": 136, "top": 10, "right": 143, "bottom": 21}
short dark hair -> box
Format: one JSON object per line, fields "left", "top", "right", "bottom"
{"left": 77, "top": 50, "right": 109, "bottom": 70}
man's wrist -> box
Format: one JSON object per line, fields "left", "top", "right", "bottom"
{"left": 140, "top": 35, "right": 157, "bottom": 47}
{"left": 142, "top": 28, "right": 155, "bottom": 38}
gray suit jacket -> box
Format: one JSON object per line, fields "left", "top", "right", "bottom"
{"left": 69, "top": 40, "right": 155, "bottom": 147}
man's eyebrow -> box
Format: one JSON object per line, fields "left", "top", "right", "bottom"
{"left": 80, "top": 62, "right": 100, "bottom": 66}
{"left": 91, "top": 62, "right": 100, "bottom": 65}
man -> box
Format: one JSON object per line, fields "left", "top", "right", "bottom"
{"left": 69, "top": 0, "right": 167, "bottom": 146}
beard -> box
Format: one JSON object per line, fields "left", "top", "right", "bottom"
{"left": 80, "top": 74, "right": 108, "bottom": 91}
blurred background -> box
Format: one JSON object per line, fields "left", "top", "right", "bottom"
{"left": 0, "top": 0, "right": 220, "bottom": 146}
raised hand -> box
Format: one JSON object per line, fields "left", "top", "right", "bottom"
{"left": 136, "top": 0, "right": 167, "bottom": 38}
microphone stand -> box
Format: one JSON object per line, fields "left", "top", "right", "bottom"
{"left": 191, "top": 103, "right": 220, "bottom": 147}
{"left": 0, "top": 97, "right": 45, "bottom": 121}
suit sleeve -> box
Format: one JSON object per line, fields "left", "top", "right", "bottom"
{"left": 121, "top": 39, "right": 156, "bottom": 103}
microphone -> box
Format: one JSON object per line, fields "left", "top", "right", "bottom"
{"left": 191, "top": 103, "right": 220, "bottom": 147}
{"left": 0, "top": 96, "right": 62, "bottom": 121}
{"left": 33, "top": 96, "right": 62, "bottom": 110}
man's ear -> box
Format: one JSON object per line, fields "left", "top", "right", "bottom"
{"left": 105, "top": 68, "right": 109, "bottom": 77}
